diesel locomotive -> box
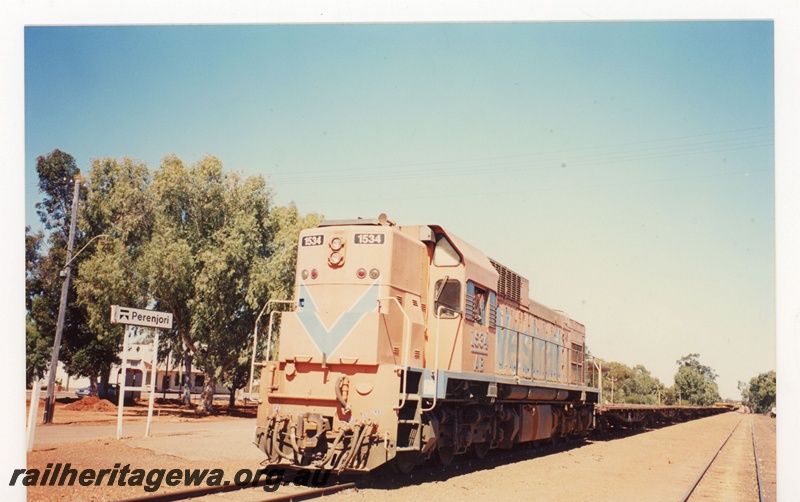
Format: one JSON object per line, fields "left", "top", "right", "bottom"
{"left": 253, "top": 215, "right": 598, "bottom": 473}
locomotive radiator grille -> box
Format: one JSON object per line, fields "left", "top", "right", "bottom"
{"left": 489, "top": 259, "right": 522, "bottom": 303}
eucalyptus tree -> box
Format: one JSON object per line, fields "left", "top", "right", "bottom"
{"left": 673, "top": 354, "right": 721, "bottom": 405}
{"left": 26, "top": 150, "right": 89, "bottom": 387}
{"left": 34, "top": 149, "right": 83, "bottom": 241}
{"left": 144, "top": 155, "right": 314, "bottom": 412}
{"left": 220, "top": 203, "right": 322, "bottom": 406}
{"left": 70, "top": 157, "right": 154, "bottom": 396}
{"left": 739, "top": 371, "right": 776, "bottom": 414}
{"left": 597, "top": 360, "right": 664, "bottom": 405}
{"left": 25, "top": 228, "right": 50, "bottom": 384}
{"left": 252, "top": 203, "right": 322, "bottom": 361}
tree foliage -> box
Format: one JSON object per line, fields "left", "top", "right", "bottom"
{"left": 143, "top": 154, "right": 320, "bottom": 412}
{"left": 739, "top": 371, "right": 776, "bottom": 414}
{"left": 26, "top": 150, "right": 320, "bottom": 409}
{"left": 673, "top": 354, "right": 721, "bottom": 406}
{"left": 70, "top": 157, "right": 154, "bottom": 395}
{"left": 34, "top": 149, "right": 83, "bottom": 240}
{"left": 594, "top": 360, "right": 665, "bottom": 405}
{"left": 26, "top": 151, "right": 90, "bottom": 387}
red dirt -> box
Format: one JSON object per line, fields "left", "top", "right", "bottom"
{"left": 61, "top": 397, "right": 118, "bottom": 412}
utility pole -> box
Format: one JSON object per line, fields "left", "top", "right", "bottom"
{"left": 610, "top": 376, "right": 615, "bottom": 404}
{"left": 42, "top": 178, "right": 80, "bottom": 424}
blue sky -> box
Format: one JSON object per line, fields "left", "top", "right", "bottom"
{"left": 22, "top": 22, "right": 775, "bottom": 401}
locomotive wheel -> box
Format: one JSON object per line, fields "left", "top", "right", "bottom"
{"left": 472, "top": 442, "right": 489, "bottom": 459}
{"left": 392, "top": 453, "right": 418, "bottom": 474}
{"left": 435, "top": 446, "right": 455, "bottom": 466}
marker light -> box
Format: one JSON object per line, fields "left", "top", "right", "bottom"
{"left": 301, "top": 269, "right": 309, "bottom": 280}
{"left": 356, "top": 268, "right": 367, "bottom": 279}
{"left": 330, "top": 237, "right": 343, "bottom": 251}
{"left": 310, "top": 269, "right": 318, "bottom": 279}
{"left": 369, "top": 268, "right": 380, "bottom": 279}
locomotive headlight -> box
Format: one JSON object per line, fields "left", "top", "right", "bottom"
{"left": 330, "top": 237, "right": 343, "bottom": 251}
{"left": 329, "top": 252, "right": 343, "bottom": 266}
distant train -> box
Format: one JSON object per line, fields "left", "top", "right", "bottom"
{"left": 253, "top": 215, "right": 727, "bottom": 473}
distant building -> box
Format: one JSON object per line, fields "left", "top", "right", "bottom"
{"left": 40, "top": 330, "right": 230, "bottom": 397}
{"left": 117, "top": 332, "right": 230, "bottom": 396}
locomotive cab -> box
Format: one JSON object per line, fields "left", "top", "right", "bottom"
{"left": 255, "top": 217, "right": 431, "bottom": 472}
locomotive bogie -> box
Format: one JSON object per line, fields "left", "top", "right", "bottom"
{"left": 256, "top": 361, "right": 404, "bottom": 471}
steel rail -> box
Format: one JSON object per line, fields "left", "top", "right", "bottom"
{"left": 116, "top": 480, "right": 355, "bottom": 502}
{"left": 678, "top": 418, "right": 743, "bottom": 502}
{"left": 752, "top": 421, "right": 765, "bottom": 502}
{"left": 261, "top": 483, "right": 356, "bottom": 502}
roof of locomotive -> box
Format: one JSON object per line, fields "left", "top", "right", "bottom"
{"left": 428, "top": 225, "right": 500, "bottom": 293}
{"left": 314, "top": 216, "right": 581, "bottom": 329}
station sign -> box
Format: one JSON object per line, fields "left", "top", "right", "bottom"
{"left": 110, "top": 305, "right": 173, "bottom": 330}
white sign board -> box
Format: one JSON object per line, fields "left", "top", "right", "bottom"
{"left": 110, "top": 305, "right": 173, "bottom": 330}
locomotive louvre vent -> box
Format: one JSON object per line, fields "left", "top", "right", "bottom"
{"left": 489, "top": 259, "right": 522, "bottom": 303}
{"left": 571, "top": 343, "right": 583, "bottom": 363}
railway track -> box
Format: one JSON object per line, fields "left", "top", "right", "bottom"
{"left": 354, "top": 427, "right": 650, "bottom": 491}
{"left": 117, "top": 413, "right": 757, "bottom": 502}
{"left": 680, "top": 416, "right": 764, "bottom": 502}
{"left": 116, "top": 480, "right": 356, "bottom": 502}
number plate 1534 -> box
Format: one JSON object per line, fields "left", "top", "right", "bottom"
{"left": 354, "top": 233, "right": 384, "bottom": 244}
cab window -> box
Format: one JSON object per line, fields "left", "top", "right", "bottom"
{"left": 433, "top": 235, "right": 461, "bottom": 267}
{"left": 434, "top": 278, "right": 461, "bottom": 318}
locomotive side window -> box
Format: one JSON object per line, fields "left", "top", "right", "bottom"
{"left": 434, "top": 278, "right": 461, "bottom": 318}
{"left": 433, "top": 235, "right": 461, "bottom": 267}
{"left": 466, "top": 281, "right": 488, "bottom": 325}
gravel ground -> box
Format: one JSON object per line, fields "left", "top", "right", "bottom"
{"left": 19, "top": 400, "right": 777, "bottom": 502}
{"left": 332, "top": 412, "right": 775, "bottom": 502}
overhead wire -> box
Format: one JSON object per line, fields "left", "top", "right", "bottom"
{"left": 267, "top": 127, "right": 773, "bottom": 185}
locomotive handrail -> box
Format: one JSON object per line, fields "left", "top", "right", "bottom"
{"left": 377, "top": 296, "right": 413, "bottom": 411}
{"left": 266, "top": 303, "right": 297, "bottom": 365}
{"left": 589, "top": 357, "right": 603, "bottom": 403}
{"left": 248, "top": 299, "right": 297, "bottom": 398}
{"left": 422, "top": 305, "right": 462, "bottom": 413}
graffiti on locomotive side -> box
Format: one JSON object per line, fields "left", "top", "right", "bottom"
{"left": 496, "top": 309, "right": 518, "bottom": 374}
{"left": 495, "top": 313, "right": 552, "bottom": 379}
{"left": 519, "top": 334, "right": 533, "bottom": 378}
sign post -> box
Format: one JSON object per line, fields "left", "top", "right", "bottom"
{"left": 27, "top": 378, "right": 42, "bottom": 451}
{"left": 111, "top": 305, "right": 173, "bottom": 439}
{"left": 145, "top": 328, "right": 160, "bottom": 437}
{"left": 111, "top": 305, "right": 173, "bottom": 330}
